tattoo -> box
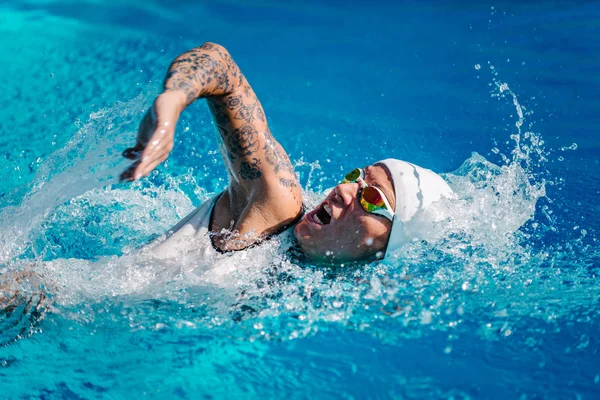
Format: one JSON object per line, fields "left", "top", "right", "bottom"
{"left": 227, "top": 124, "right": 259, "bottom": 158}
{"left": 238, "top": 74, "right": 246, "bottom": 88}
{"left": 223, "top": 52, "right": 238, "bottom": 78}
{"left": 165, "top": 53, "right": 220, "bottom": 103}
{"left": 164, "top": 43, "right": 301, "bottom": 204}
{"left": 209, "top": 102, "right": 230, "bottom": 126}
{"left": 279, "top": 178, "right": 298, "bottom": 188}
{"left": 225, "top": 96, "right": 243, "bottom": 110}
{"left": 165, "top": 67, "right": 199, "bottom": 104}
{"left": 198, "top": 42, "right": 219, "bottom": 51}
{"left": 233, "top": 101, "right": 260, "bottom": 123}
{"left": 240, "top": 158, "right": 262, "bottom": 180}
{"left": 213, "top": 68, "right": 230, "bottom": 92}
{"left": 263, "top": 130, "right": 295, "bottom": 175}
{"left": 164, "top": 43, "right": 241, "bottom": 105}
{"left": 238, "top": 75, "right": 252, "bottom": 97}
{"left": 256, "top": 106, "right": 265, "bottom": 122}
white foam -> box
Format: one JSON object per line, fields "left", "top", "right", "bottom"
{"left": 1, "top": 78, "right": 597, "bottom": 344}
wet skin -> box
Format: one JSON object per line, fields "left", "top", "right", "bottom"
{"left": 121, "top": 42, "right": 394, "bottom": 262}
{"left": 293, "top": 164, "right": 396, "bottom": 263}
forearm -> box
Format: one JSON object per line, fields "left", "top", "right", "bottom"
{"left": 160, "top": 43, "right": 299, "bottom": 197}
{"left": 163, "top": 42, "right": 241, "bottom": 106}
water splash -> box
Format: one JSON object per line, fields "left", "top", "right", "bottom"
{"left": 0, "top": 76, "right": 597, "bottom": 350}
{"left": 0, "top": 95, "right": 146, "bottom": 264}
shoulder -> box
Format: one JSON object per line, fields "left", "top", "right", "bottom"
{"left": 211, "top": 182, "right": 303, "bottom": 251}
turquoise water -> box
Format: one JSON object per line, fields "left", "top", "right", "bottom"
{"left": 1, "top": 1, "right": 599, "bottom": 398}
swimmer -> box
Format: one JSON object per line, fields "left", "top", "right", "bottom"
{"left": 121, "top": 43, "right": 453, "bottom": 263}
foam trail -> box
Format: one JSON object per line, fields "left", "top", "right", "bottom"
{"left": 0, "top": 76, "right": 597, "bottom": 346}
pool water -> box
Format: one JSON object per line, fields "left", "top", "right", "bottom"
{"left": 1, "top": 1, "right": 599, "bottom": 398}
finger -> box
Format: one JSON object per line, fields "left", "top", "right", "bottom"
{"left": 138, "top": 154, "right": 169, "bottom": 178}
{"left": 138, "top": 146, "right": 171, "bottom": 177}
{"left": 137, "top": 132, "right": 173, "bottom": 168}
{"left": 120, "top": 161, "right": 140, "bottom": 182}
{"left": 122, "top": 146, "right": 143, "bottom": 160}
{"left": 137, "top": 144, "right": 164, "bottom": 172}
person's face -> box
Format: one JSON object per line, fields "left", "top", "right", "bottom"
{"left": 293, "top": 164, "right": 395, "bottom": 263}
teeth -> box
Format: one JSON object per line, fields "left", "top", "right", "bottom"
{"left": 323, "top": 204, "right": 332, "bottom": 217}
{"left": 313, "top": 213, "right": 323, "bottom": 224}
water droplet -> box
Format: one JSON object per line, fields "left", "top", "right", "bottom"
{"left": 474, "top": 64, "right": 481, "bottom": 70}
{"left": 420, "top": 310, "right": 433, "bottom": 324}
{"left": 560, "top": 142, "right": 578, "bottom": 151}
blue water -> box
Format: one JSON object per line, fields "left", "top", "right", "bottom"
{"left": 1, "top": 1, "right": 599, "bottom": 398}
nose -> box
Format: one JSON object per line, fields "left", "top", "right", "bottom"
{"left": 334, "top": 183, "right": 359, "bottom": 207}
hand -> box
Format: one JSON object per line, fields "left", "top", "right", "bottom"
{"left": 120, "top": 91, "right": 186, "bottom": 181}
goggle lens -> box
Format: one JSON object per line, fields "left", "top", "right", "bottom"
{"left": 343, "top": 168, "right": 362, "bottom": 183}
{"left": 361, "top": 186, "right": 384, "bottom": 207}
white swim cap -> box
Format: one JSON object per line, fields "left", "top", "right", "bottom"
{"left": 377, "top": 159, "right": 454, "bottom": 258}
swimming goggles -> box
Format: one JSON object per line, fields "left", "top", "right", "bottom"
{"left": 342, "top": 168, "right": 395, "bottom": 221}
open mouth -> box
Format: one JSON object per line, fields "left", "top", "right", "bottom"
{"left": 308, "top": 203, "right": 332, "bottom": 225}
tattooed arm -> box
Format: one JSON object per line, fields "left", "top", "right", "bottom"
{"left": 122, "top": 43, "right": 302, "bottom": 249}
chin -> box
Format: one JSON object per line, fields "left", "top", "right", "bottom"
{"left": 291, "top": 228, "right": 320, "bottom": 261}
{"left": 292, "top": 222, "right": 304, "bottom": 240}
